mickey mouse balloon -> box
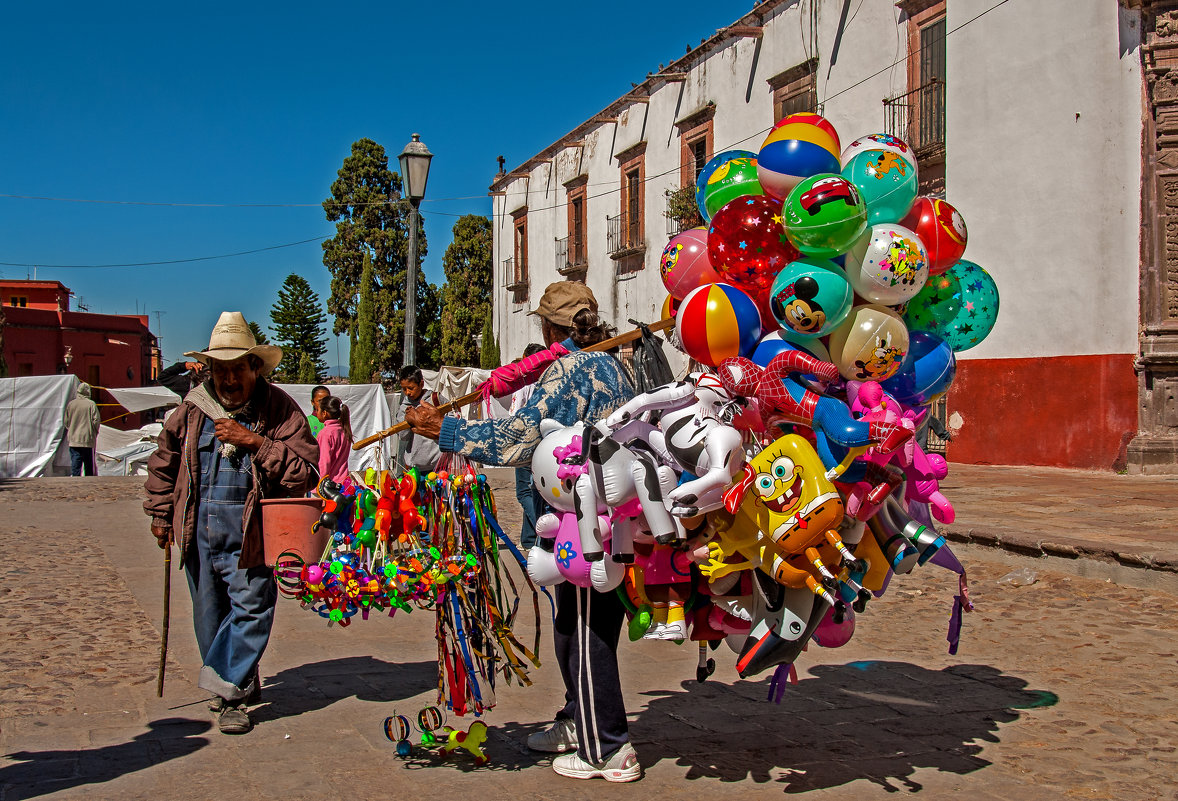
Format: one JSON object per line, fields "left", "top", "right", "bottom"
{"left": 768, "top": 258, "right": 853, "bottom": 339}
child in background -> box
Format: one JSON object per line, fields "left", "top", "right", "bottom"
{"left": 316, "top": 396, "right": 353, "bottom": 483}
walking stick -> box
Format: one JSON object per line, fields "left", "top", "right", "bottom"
{"left": 156, "top": 535, "right": 172, "bottom": 697}
{"left": 353, "top": 317, "right": 675, "bottom": 451}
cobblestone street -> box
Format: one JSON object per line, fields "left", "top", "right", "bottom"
{"left": 1, "top": 474, "right": 1175, "bottom": 800}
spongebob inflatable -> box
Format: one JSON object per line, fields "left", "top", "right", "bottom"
{"left": 701, "top": 433, "right": 874, "bottom": 676}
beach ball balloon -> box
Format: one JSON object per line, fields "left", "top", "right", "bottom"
{"left": 768, "top": 258, "right": 853, "bottom": 339}
{"left": 707, "top": 195, "right": 798, "bottom": 296}
{"left": 750, "top": 329, "right": 832, "bottom": 368}
{"left": 940, "top": 260, "right": 1000, "bottom": 352}
{"left": 841, "top": 149, "right": 918, "bottom": 225}
{"left": 827, "top": 303, "right": 910, "bottom": 382}
{"left": 698, "top": 154, "right": 763, "bottom": 221}
{"left": 695, "top": 150, "right": 757, "bottom": 221}
{"left": 881, "top": 330, "right": 957, "bottom": 406}
{"left": 783, "top": 174, "right": 869, "bottom": 258}
{"left": 840, "top": 133, "right": 918, "bottom": 182}
{"left": 903, "top": 271, "right": 962, "bottom": 334}
{"left": 661, "top": 227, "right": 722, "bottom": 299}
{"left": 757, "top": 112, "right": 842, "bottom": 201}
{"left": 844, "top": 224, "right": 929, "bottom": 306}
{"left": 676, "top": 283, "right": 762, "bottom": 367}
{"left": 901, "top": 197, "right": 968, "bottom": 275}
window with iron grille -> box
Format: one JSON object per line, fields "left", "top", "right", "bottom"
{"left": 512, "top": 214, "right": 528, "bottom": 285}
{"left": 571, "top": 194, "right": 585, "bottom": 266}
{"left": 690, "top": 138, "right": 708, "bottom": 183}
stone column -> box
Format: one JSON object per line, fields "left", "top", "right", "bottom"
{"left": 1129, "top": 2, "right": 1178, "bottom": 473}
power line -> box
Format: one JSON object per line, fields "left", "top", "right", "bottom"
{"left": 0, "top": 236, "right": 325, "bottom": 269}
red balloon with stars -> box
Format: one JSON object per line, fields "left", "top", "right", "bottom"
{"left": 706, "top": 195, "right": 800, "bottom": 298}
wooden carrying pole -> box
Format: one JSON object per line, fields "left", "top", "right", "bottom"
{"left": 353, "top": 317, "right": 674, "bottom": 451}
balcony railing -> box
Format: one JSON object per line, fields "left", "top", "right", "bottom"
{"left": 883, "top": 78, "right": 946, "bottom": 156}
{"left": 555, "top": 236, "right": 568, "bottom": 271}
{"left": 607, "top": 211, "right": 644, "bottom": 257}
{"left": 554, "top": 236, "right": 587, "bottom": 276}
{"left": 665, "top": 186, "right": 704, "bottom": 237}
{"left": 502, "top": 256, "right": 527, "bottom": 291}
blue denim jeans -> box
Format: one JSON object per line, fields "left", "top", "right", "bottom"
{"left": 515, "top": 466, "right": 541, "bottom": 549}
{"left": 185, "top": 418, "right": 275, "bottom": 702}
{"left": 69, "top": 447, "right": 96, "bottom": 476}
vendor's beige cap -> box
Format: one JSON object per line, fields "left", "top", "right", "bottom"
{"left": 530, "top": 281, "right": 599, "bottom": 328}
{"left": 183, "top": 311, "right": 282, "bottom": 375}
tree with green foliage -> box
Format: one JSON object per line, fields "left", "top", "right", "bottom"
{"left": 350, "top": 254, "right": 379, "bottom": 384}
{"left": 296, "top": 352, "right": 317, "bottom": 383}
{"left": 439, "top": 215, "right": 493, "bottom": 367}
{"left": 322, "top": 137, "right": 441, "bottom": 372}
{"left": 247, "top": 320, "right": 269, "bottom": 345}
{"left": 479, "top": 312, "right": 500, "bottom": 369}
{"left": 270, "top": 274, "right": 328, "bottom": 382}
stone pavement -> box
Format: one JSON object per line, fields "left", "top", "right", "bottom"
{"left": 1, "top": 469, "right": 1176, "bottom": 801}
{"left": 941, "top": 464, "right": 1178, "bottom": 575}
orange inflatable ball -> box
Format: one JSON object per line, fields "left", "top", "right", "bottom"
{"left": 827, "top": 303, "right": 910, "bottom": 382}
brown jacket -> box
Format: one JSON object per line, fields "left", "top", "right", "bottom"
{"left": 143, "top": 380, "right": 319, "bottom": 568}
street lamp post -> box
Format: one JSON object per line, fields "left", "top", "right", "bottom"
{"left": 398, "top": 133, "right": 433, "bottom": 368}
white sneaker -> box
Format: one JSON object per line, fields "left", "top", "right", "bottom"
{"left": 656, "top": 619, "right": 687, "bottom": 641}
{"left": 553, "top": 742, "right": 642, "bottom": 782}
{"left": 526, "top": 718, "right": 578, "bottom": 753}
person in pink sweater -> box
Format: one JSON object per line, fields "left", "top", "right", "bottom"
{"left": 316, "top": 396, "right": 353, "bottom": 483}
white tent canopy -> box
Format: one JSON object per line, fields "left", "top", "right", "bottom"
{"left": 0, "top": 374, "right": 77, "bottom": 477}
{"left": 275, "top": 383, "right": 391, "bottom": 474}
{"left": 106, "top": 385, "right": 180, "bottom": 413}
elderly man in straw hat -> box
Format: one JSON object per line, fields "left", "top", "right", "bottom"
{"left": 144, "top": 312, "right": 318, "bottom": 734}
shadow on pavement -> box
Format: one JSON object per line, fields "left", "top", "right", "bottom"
{"left": 251, "top": 656, "right": 438, "bottom": 722}
{"left": 633, "top": 660, "right": 1058, "bottom": 793}
{"left": 0, "top": 717, "right": 210, "bottom": 800}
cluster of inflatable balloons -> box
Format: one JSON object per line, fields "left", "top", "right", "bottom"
{"left": 523, "top": 114, "right": 987, "bottom": 680}
{"left": 275, "top": 470, "right": 540, "bottom": 717}
{"left": 660, "top": 113, "right": 999, "bottom": 402}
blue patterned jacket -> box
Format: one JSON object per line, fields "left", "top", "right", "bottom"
{"left": 438, "top": 340, "right": 634, "bottom": 467}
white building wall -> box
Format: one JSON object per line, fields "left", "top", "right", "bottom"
{"left": 947, "top": 0, "right": 1142, "bottom": 359}
{"left": 493, "top": 0, "right": 1142, "bottom": 367}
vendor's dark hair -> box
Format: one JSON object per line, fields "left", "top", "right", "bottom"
{"left": 547, "top": 308, "right": 612, "bottom": 348}
{"left": 311, "top": 385, "right": 329, "bottom": 397}
{"left": 399, "top": 365, "right": 423, "bottom": 385}
{"left": 246, "top": 354, "right": 265, "bottom": 372}
{"left": 523, "top": 343, "right": 545, "bottom": 358}
{"left": 322, "top": 396, "right": 353, "bottom": 443}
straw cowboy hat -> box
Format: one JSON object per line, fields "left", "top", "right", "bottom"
{"left": 184, "top": 311, "right": 283, "bottom": 375}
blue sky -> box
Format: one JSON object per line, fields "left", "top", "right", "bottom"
{"left": 0, "top": 1, "right": 751, "bottom": 368}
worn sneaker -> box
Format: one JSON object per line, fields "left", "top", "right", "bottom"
{"left": 552, "top": 742, "right": 642, "bottom": 782}
{"left": 526, "top": 718, "right": 578, "bottom": 753}
{"left": 217, "top": 702, "right": 253, "bottom": 734}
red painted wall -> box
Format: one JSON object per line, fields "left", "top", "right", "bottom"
{"left": 3, "top": 306, "right": 161, "bottom": 429}
{"left": 948, "top": 354, "right": 1138, "bottom": 471}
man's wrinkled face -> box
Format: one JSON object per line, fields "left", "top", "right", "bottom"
{"left": 400, "top": 379, "right": 424, "bottom": 402}
{"left": 210, "top": 357, "right": 260, "bottom": 409}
